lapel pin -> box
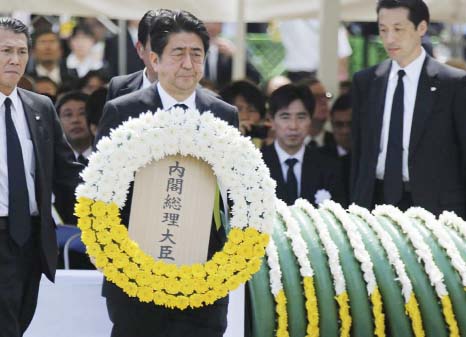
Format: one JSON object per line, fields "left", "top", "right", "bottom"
{"left": 35, "top": 115, "right": 41, "bottom": 120}
{"left": 430, "top": 87, "right": 437, "bottom": 92}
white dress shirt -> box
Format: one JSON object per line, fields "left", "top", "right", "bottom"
{"left": 157, "top": 82, "right": 196, "bottom": 110}
{"left": 0, "top": 88, "right": 38, "bottom": 216}
{"left": 376, "top": 48, "right": 426, "bottom": 182}
{"left": 36, "top": 63, "right": 61, "bottom": 85}
{"left": 141, "top": 68, "right": 152, "bottom": 90}
{"left": 72, "top": 146, "right": 93, "bottom": 161}
{"left": 274, "top": 141, "right": 305, "bottom": 196}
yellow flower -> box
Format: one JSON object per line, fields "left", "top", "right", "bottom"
{"left": 191, "top": 264, "right": 206, "bottom": 278}
{"left": 165, "top": 280, "right": 181, "bottom": 295}
{"left": 204, "top": 261, "right": 219, "bottom": 275}
{"left": 189, "top": 294, "right": 203, "bottom": 308}
{"left": 74, "top": 200, "right": 91, "bottom": 217}
{"left": 80, "top": 231, "right": 96, "bottom": 245}
{"left": 86, "top": 243, "right": 102, "bottom": 256}
{"left": 104, "top": 265, "right": 119, "bottom": 282}
{"left": 123, "top": 282, "right": 138, "bottom": 297}
{"left": 137, "top": 287, "right": 153, "bottom": 303}
{"left": 226, "top": 275, "right": 241, "bottom": 290}
{"left": 124, "top": 263, "right": 139, "bottom": 279}
{"left": 223, "top": 241, "right": 237, "bottom": 255}
{"left": 95, "top": 255, "right": 109, "bottom": 269}
{"left": 106, "top": 202, "right": 120, "bottom": 216}
{"left": 96, "top": 231, "right": 113, "bottom": 245}
{"left": 77, "top": 217, "right": 92, "bottom": 230}
{"left": 113, "top": 254, "right": 130, "bottom": 269}
{"left": 174, "top": 296, "right": 189, "bottom": 310}
{"left": 212, "top": 252, "right": 228, "bottom": 265}
{"left": 103, "top": 243, "right": 120, "bottom": 259}
{"left": 228, "top": 228, "right": 244, "bottom": 244}
{"left": 91, "top": 201, "right": 108, "bottom": 217}
{"left": 179, "top": 282, "right": 195, "bottom": 295}
{"left": 153, "top": 290, "right": 166, "bottom": 306}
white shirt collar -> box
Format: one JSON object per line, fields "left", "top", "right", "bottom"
{"left": 336, "top": 145, "right": 348, "bottom": 157}
{"left": 0, "top": 88, "right": 21, "bottom": 112}
{"left": 141, "top": 68, "right": 152, "bottom": 89}
{"left": 157, "top": 82, "right": 196, "bottom": 110}
{"left": 72, "top": 146, "right": 92, "bottom": 160}
{"left": 274, "top": 140, "right": 305, "bottom": 164}
{"left": 390, "top": 47, "right": 426, "bottom": 82}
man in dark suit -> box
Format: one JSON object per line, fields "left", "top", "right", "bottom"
{"left": 351, "top": 0, "right": 466, "bottom": 217}
{"left": 104, "top": 20, "right": 145, "bottom": 78}
{"left": 26, "top": 29, "right": 77, "bottom": 88}
{"left": 321, "top": 93, "right": 352, "bottom": 201}
{"left": 262, "top": 84, "right": 346, "bottom": 207}
{"left": 106, "top": 10, "right": 162, "bottom": 101}
{"left": 0, "top": 18, "right": 81, "bottom": 337}
{"left": 203, "top": 22, "right": 261, "bottom": 90}
{"left": 96, "top": 9, "right": 238, "bottom": 337}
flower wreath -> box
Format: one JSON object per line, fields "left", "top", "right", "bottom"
{"left": 74, "top": 108, "right": 275, "bottom": 310}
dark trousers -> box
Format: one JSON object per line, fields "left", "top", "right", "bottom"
{"left": 106, "top": 283, "right": 229, "bottom": 337}
{"left": 0, "top": 218, "right": 42, "bottom": 337}
{"left": 373, "top": 180, "right": 413, "bottom": 211}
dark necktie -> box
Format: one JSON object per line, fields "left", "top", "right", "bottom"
{"left": 77, "top": 154, "right": 88, "bottom": 166}
{"left": 5, "top": 97, "right": 31, "bottom": 246}
{"left": 285, "top": 158, "right": 298, "bottom": 205}
{"left": 384, "top": 69, "right": 405, "bottom": 205}
{"left": 172, "top": 103, "right": 189, "bottom": 110}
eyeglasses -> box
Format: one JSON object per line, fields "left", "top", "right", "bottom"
{"left": 314, "top": 92, "right": 333, "bottom": 101}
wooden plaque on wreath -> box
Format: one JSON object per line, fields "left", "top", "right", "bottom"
{"left": 128, "top": 155, "right": 216, "bottom": 265}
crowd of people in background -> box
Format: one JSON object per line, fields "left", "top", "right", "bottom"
{"left": 11, "top": 3, "right": 466, "bottom": 269}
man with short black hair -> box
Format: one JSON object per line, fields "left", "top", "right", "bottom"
{"left": 0, "top": 17, "right": 81, "bottom": 336}
{"left": 351, "top": 0, "right": 466, "bottom": 216}
{"left": 106, "top": 10, "right": 163, "bottom": 101}
{"left": 26, "top": 29, "right": 76, "bottom": 87}
{"left": 97, "top": 9, "right": 238, "bottom": 337}
{"left": 262, "top": 83, "right": 345, "bottom": 206}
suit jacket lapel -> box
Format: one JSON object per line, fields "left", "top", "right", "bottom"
{"left": 372, "top": 59, "right": 392, "bottom": 153}
{"left": 409, "top": 56, "right": 438, "bottom": 157}
{"left": 17, "top": 89, "right": 43, "bottom": 162}
{"left": 195, "top": 88, "right": 209, "bottom": 113}
{"left": 140, "top": 83, "right": 163, "bottom": 113}
{"left": 121, "top": 71, "right": 144, "bottom": 96}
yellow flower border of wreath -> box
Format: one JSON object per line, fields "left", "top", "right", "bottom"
{"left": 75, "top": 197, "right": 269, "bottom": 310}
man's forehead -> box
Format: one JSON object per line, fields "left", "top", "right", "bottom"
{"left": 166, "top": 32, "right": 204, "bottom": 50}
{"left": 0, "top": 30, "right": 28, "bottom": 47}
{"left": 378, "top": 7, "right": 411, "bottom": 24}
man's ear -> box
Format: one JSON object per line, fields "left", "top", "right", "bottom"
{"left": 149, "top": 51, "right": 159, "bottom": 72}
{"left": 135, "top": 41, "right": 144, "bottom": 60}
{"left": 417, "top": 20, "right": 428, "bottom": 37}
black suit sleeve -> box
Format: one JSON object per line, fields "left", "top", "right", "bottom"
{"left": 95, "top": 100, "right": 122, "bottom": 146}
{"left": 350, "top": 72, "right": 364, "bottom": 201}
{"left": 453, "top": 76, "right": 466, "bottom": 204}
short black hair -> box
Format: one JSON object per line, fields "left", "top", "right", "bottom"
{"left": 376, "top": 0, "right": 430, "bottom": 26}
{"left": 70, "top": 24, "right": 95, "bottom": 40}
{"left": 138, "top": 10, "right": 158, "bottom": 46}
{"left": 32, "top": 29, "right": 60, "bottom": 48}
{"left": 150, "top": 9, "right": 209, "bottom": 57}
{"left": 0, "top": 17, "right": 31, "bottom": 49}
{"left": 55, "top": 90, "right": 89, "bottom": 116}
{"left": 34, "top": 76, "right": 58, "bottom": 89}
{"left": 86, "top": 87, "right": 107, "bottom": 127}
{"left": 331, "top": 93, "right": 352, "bottom": 116}
{"left": 219, "top": 80, "right": 266, "bottom": 118}
{"left": 78, "top": 70, "right": 109, "bottom": 90}
{"left": 269, "top": 84, "right": 315, "bottom": 118}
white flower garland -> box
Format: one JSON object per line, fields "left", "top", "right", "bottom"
{"left": 373, "top": 205, "right": 448, "bottom": 297}
{"left": 77, "top": 108, "right": 275, "bottom": 233}
{"left": 295, "top": 199, "right": 346, "bottom": 295}
{"left": 349, "top": 205, "right": 413, "bottom": 303}
{"left": 266, "top": 237, "right": 289, "bottom": 337}
{"left": 276, "top": 200, "right": 314, "bottom": 278}
{"left": 322, "top": 200, "right": 377, "bottom": 295}
{"left": 75, "top": 108, "right": 276, "bottom": 309}
{"left": 406, "top": 207, "right": 466, "bottom": 287}
{"left": 439, "top": 211, "right": 466, "bottom": 241}
{"left": 276, "top": 199, "right": 318, "bottom": 337}
{"left": 294, "top": 199, "right": 351, "bottom": 337}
